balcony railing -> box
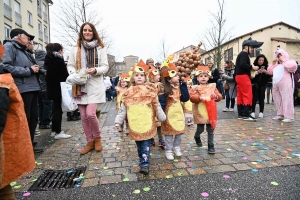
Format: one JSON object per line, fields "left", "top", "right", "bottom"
{"left": 4, "top": 3, "right": 12, "bottom": 19}
{"left": 15, "top": 12, "right": 22, "bottom": 27}
{"left": 37, "top": 7, "right": 42, "bottom": 18}
{"left": 38, "top": 30, "right": 43, "bottom": 40}
{"left": 43, "top": 12, "right": 48, "bottom": 23}
{"left": 44, "top": 34, "right": 49, "bottom": 43}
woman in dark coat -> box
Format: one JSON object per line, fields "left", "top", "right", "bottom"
{"left": 45, "top": 43, "right": 71, "bottom": 139}
{"left": 250, "top": 54, "right": 272, "bottom": 118}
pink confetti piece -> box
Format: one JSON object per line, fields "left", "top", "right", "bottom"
{"left": 223, "top": 175, "right": 230, "bottom": 179}
{"left": 23, "top": 192, "right": 31, "bottom": 197}
{"left": 201, "top": 192, "right": 209, "bottom": 197}
{"left": 103, "top": 181, "right": 108, "bottom": 184}
{"left": 194, "top": 156, "right": 199, "bottom": 158}
{"left": 242, "top": 157, "right": 248, "bottom": 160}
{"left": 109, "top": 163, "right": 115, "bottom": 167}
{"left": 216, "top": 149, "right": 220, "bottom": 152}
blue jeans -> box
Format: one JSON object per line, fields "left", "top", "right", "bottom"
{"left": 135, "top": 140, "right": 151, "bottom": 167}
{"left": 225, "top": 90, "right": 235, "bottom": 109}
{"left": 38, "top": 91, "right": 53, "bottom": 125}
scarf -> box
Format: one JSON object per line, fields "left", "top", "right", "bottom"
{"left": 72, "top": 40, "right": 99, "bottom": 98}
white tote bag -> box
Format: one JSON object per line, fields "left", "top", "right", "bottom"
{"left": 60, "top": 82, "right": 78, "bottom": 112}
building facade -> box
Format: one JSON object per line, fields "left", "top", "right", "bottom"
{"left": 201, "top": 22, "right": 300, "bottom": 69}
{"left": 123, "top": 55, "right": 139, "bottom": 73}
{"left": 115, "top": 61, "right": 126, "bottom": 76}
{"left": 105, "top": 54, "right": 116, "bottom": 77}
{"left": 1, "top": 0, "right": 53, "bottom": 50}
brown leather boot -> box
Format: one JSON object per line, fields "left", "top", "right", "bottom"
{"left": 80, "top": 141, "right": 95, "bottom": 155}
{"left": 94, "top": 137, "right": 102, "bottom": 151}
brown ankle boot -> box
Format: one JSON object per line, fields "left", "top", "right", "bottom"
{"left": 94, "top": 137, "right": 102, "bottom": 151}
{"left": 80, "top": 141, "right": 95, "bottom": 155}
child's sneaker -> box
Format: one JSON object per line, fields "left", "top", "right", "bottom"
{"left": 258, "top": 112, "right": 264, "bottom": 118}
{"left": 222, "top": 108, "right": 229, "bottom": 112}
{"left": 187, "top": 119, "right": 193, "bottom": 126}
{"left": 139, "top": 166, "right": 149, "bottom": 175}
{"left": 174, "top": 147, "right": 182, "bottom": 156}
{"left": 158, "top": 139, "right": 166, "bottom": 148}
{"left": 150, "top": 138, "right": 155, "bottom": 146}
{"left": 165, "top": 150, "right": 174, "bottom": 160}
{"left": 208, "top": 144, "right": 215, "bottom": 154}
{"left": 272, "top": 115, "right": 284, "bottom": 120}
{"left": 282, "top": 118, "right": 294, "bottom": 123}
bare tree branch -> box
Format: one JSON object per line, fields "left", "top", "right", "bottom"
{"left": 199, "top": 0, "right": 234, "bottom": 69}
{"left": 156, "top": 37, "right": 170, "bottom": 62}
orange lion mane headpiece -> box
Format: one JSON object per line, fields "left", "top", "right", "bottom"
{"left": 131, "top": 59, "right": 149, "bottom": 74}
{"left": 148, "top": 66, "right": 160, "bottom": 79}
{"left": 195, "top": 65, "right": 211, "bottom": 76}
{"left": 161, "top": 63, "right": 178, "bottom": 78}
{"left": 183, "top": 76, "right": 192, "bottom": 84}
{"left": 120, "top": 73, "right": 130, "bottom": 82}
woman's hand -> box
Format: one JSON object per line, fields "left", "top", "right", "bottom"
{"left": 272, "top": 58, "right": 277, "bottom": 65}
{"left": 86, "top": 68, "right": 96, "bottom": 74}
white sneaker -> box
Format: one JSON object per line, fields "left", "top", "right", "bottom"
{"left": 250, "top": 112, "right": 256, "bottom": 118}
{"left": 243, "top": 117, "right": 256, "bottom": 121}
{"left": 228, "top": 108, "right": 234, "bottom": 112}
{"left": 54, "top": 131, "right": 72, "bottom": 139}
{"left": 258, "top": 112, "right": 263, "bottom": 118}
{"left": 165, "top": 150, "right": 174, "bottom": 160}
{"left": 282, "top": 118, "right": 294, "bottom": 123}
{"left": 222, "top": 108, "right": 229, "bottom": 112}
{"left": 272, "top": 116, "right": 284, "bottom": 120}
{"left": 174, "top": 147, "right": 182, "bottom": 157}
{"left": 50, "top": 132, "right": 56, "bottom": 137}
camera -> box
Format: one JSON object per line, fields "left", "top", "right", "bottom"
{"left": 39, "top": 68, "right": 47, "bottom": 75}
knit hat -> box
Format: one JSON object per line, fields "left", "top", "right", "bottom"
{"left": 195, "top": 65, "right": 211, "bottom": 76}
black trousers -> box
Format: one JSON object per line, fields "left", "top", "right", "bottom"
{"left": 252, "top": 84, "right": 267, "bottom": 113}
{"left": 21, "top": 91, "right": 39, "bottom": 143}
{"left": 38, "top": 91, "right": 53, "bottom": 125}
{"left": 52, "top": 100, "right": 62, "bottom": 133}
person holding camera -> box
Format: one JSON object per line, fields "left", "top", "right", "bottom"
{"left": 250, "top": 54, "right": 271, "bottom": 118}
{"left": 3, "top": 28, "right": 44, "bottom": 153}
{"left": 45, "top": 43, "right": 72, "bottom": 139}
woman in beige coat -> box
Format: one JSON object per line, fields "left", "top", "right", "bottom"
{"left": 67, "top": 22, "right": 108, "bottom": 155}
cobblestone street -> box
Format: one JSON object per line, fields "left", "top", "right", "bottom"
{"left": 12, "top": 99, "right": 300, "bottom": 196}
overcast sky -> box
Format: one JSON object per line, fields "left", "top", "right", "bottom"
{"left": 50, "top": 0, "right": 300, "bottom": 62}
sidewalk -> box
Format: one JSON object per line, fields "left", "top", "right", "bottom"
{"left": 13, "top": 99, "right": 300, "bottom": 196}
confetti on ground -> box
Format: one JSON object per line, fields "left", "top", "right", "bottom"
{"left": 103, "top": 166, "right": 108, "bottom": 169}
{"left": 123, "top": 178, "right": 129, "bottom": 182}
{"left": 178, "top": 172, "right": 183, "bottom": 176}
{"left": 252, "top": 169, "right": 259, "bottom": 172}
{"left": 242, "top": 157, "right": 248, "bottom": 160}
{"left": 223, "top": 175, "right": 230, "bottom": 179}
{"left": 271, "top": 181, "right": 279, "bottom": 186}
{"left": 201, "top": 192, "right": 209, "bottom": 197}
{"left": 31, "top": 179, "right": 37, "bottom": 182}
{"left": 22, "top": 192, "right": 31, "bottom": 197}
{"left": 252, "top": 162, "right": 258, "bottom": 164}
{"left": 10, "top": 182, "right": 17, "bottom": 186}
{"left": 14, "top": 185, "right": 21, "bottom": 189}
{"left": 189, "top": 142, "right": 193, "bottom": 144}
{"left": 174, "top": 159, "right": 179, "bottom": 162}
{"left": 256, "top": 159, "right": 263, "bottom": 163}
{"left": 194, "top": 156, "right": 199, "bottom": 158}
{"left": 143, "top": 187, "right": 151, "bottom": 192}
{"left": 133, "top": 189, "right": 140, "bottom": 194}
{"left": 166, "top": 175, "right": 173, "bottom": 178}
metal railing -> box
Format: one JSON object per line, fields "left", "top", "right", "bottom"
{"left": 44, "top": 34, "right": 48, "bottom": 43}
{"left": 37, "top": 6, "right": 42, "bottom": 18}
{"left": 43, "top": 12, "right": 48, "bottom": 23}
{"left": 4, "top": 3, "right": 12, "bottom": 19}
{"left": 15, "top": 12, "right": 22, "bottom": 26}
{"left": 38, "top": 30, "right": 43, "bottom": 40}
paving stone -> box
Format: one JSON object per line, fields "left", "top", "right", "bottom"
{"left": 186, "top": 167, "right": 206, "bottom": 175}
{"left": 222, "top": 152, "right": 247, "bottom": 158}
{"left": 82, "top": 178, "right": 99, "bottom": 187}
{"left": 203, "top": 159, "right": 222, "bottom": 166}
{"left": 172, "top": 169, "right": 189, "bottom": 177}
{"left": 154, "top": 170, "right": 173, "bottom": 179}
{"left": 232, "top": 163, "right": 252, "bottom": 170}
{"left": 85, "top": 171, "right": 96, "bottom": 179}
{"left": 114, "top": 168, "right": 129, "bottom": 175}
{"left": 106, "top": 162, "right": 121, "bottom": 168}
{"left": 100, "top": 175, "right": 122, "bottom": 184}
{"left": 159, "top": 163, "right": 174, "bottom": 170}
{"left": 276, "top": 159, "right": 296, "bottom": 166}
{"left": 122, "top": 173, "right": 138, "bottom": 182}
{"left": 203, "top": 165, "right": 236, "bottom": 173}
{"left": 122, "top": 161, "right": 135, "bottom": 167}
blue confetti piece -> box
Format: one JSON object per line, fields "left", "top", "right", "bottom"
{"left": 189, "top": 142, "right": 193, "bottom": 144}
{"left": 292, "top": 151, "right": 299, "bottom": 155}
{"left": 260, "top": 152, "right": 265, "bottom": 155}
{"left": 191, "top": 166, "right": 197, "bottom": 170}
{"left": 264, "top": 148, "right": 269, "bottom": 150}
{"left": 67, "top": 170, "right": 73, "bottom": 174}
{"left": 74, "top": 184, "right": 81, "bottom": 188}
{"left": 256, "top": 159, "right": 263, "bottom": 163}
{"left": 156, "top": 154, "right": 161, "bottom": 158}
{"left": 257, "top": 143, "right": 264, "bottom": 147}
{"left": 244, "top": 142, "right": 250, "bottom": 144}
{"left": 76, "top": 177, "right": 83, "bottom": 182}
{"left": 252, "top": 169, "right": 259, "bottom": 172}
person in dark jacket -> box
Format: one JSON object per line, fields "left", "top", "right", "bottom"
{"left": 45, "top": 43, "right": 71, "bottom": 139}
{"left": 235, "top": 37, "right": 262, "bottom": 121}
{"left": 3, "top": 28, "right": 43, "bottom": 153}
{"left": 207, "top": 61, "right": 220, "bottom": 84}
{"left": 250, "top": 54, "right": 272, "bottom": 118}
{"left": 35, "top": 49, "right": 53, "bottom": 129}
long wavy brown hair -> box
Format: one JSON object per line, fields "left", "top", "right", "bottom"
{"left": 77, "top": 22, "right": 104, "bottom": 48}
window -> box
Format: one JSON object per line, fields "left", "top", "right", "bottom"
{"left": 37, "top": 0, "right": 42, "bottom": 17}
{"left": 14, "top": 1, "right": 20, "bottom": 13}
{"left": 38, "top": 21, "right": 43, "bottom": 40}
{"left": 37, "top": 0, "right": 40, "bottom": 7}
{"left": 44, "top": 25, "right": 48, "bottom": 43}
{"left": 4, "top": 0, "right": 10, "bottom": 5}
{"left": 42, "top": 3, "right": 46, "bottom": 12}
{"left": 224, "top": 48, "right": 233, "bottom": 61}
{"left": 4, "top": 0, "right": 12, "bottom": 19}
{"left": 28, "top": 11, "right": 33, "bottom": 25}
{"left": 4, "top": 24, "right": 11, "bottom": 39}
{"left": 42, "top": 3, "right": 47, "bottom": 23}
